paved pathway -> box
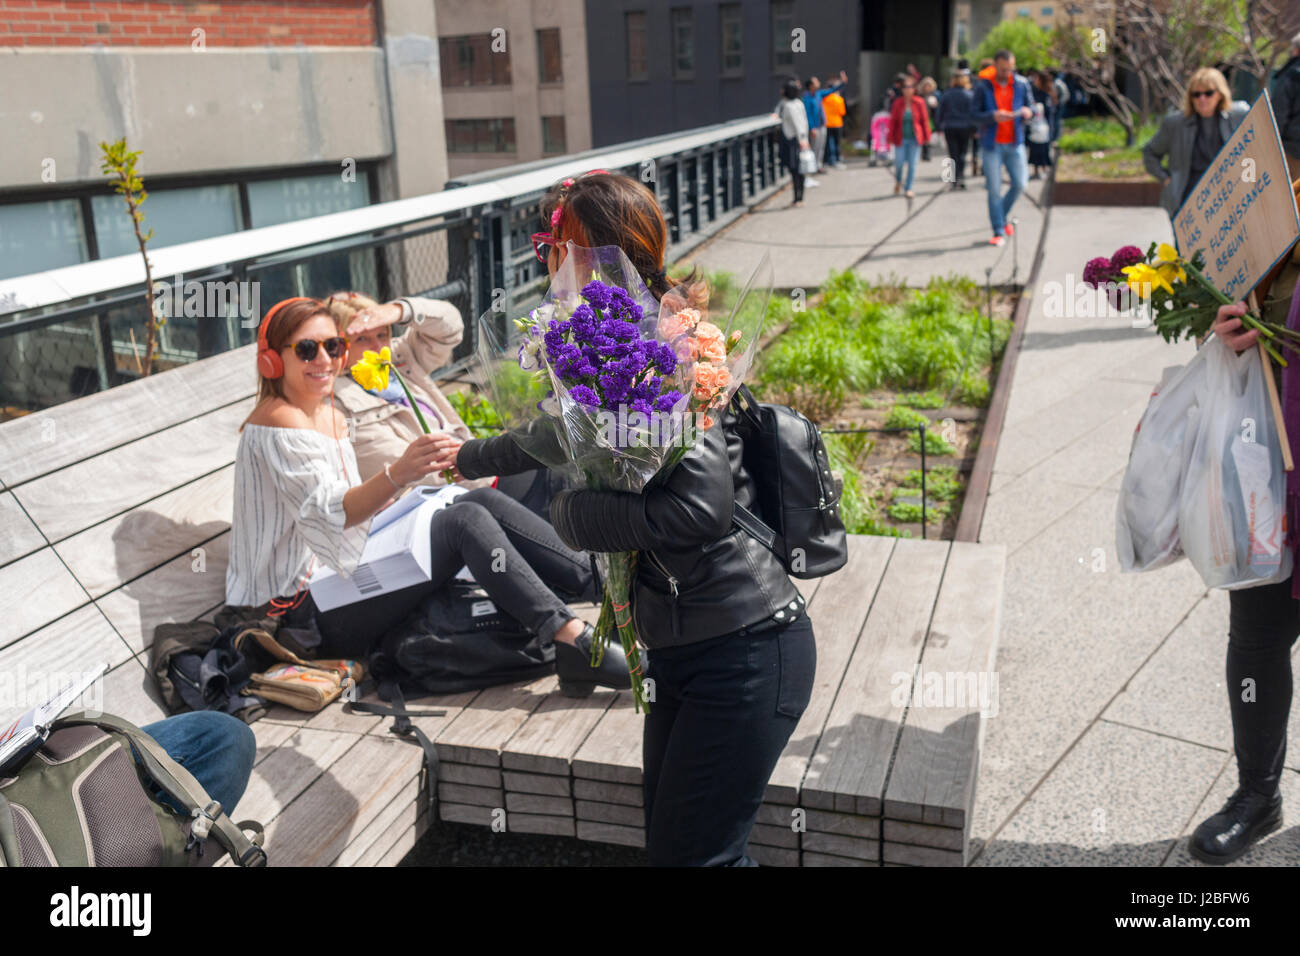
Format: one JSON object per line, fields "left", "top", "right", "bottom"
{"left": 692, "top": 152, "right": 1300, "bottom": 866}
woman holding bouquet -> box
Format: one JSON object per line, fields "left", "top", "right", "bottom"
{"left": 449, "top": 172, "right": 817, "bottom": 866}
{"left": 225, "top": 297, "right": 627, "bottom": 693}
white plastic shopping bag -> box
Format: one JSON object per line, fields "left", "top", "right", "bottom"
{"left": 1115, "top": 351, "right": 1207, "bottom": 572}
{"left": 1177, "top": 337, "right": 1291, "bottom": 589}
{"left": 798, "top": 148, "right": 818, "bottom": 174}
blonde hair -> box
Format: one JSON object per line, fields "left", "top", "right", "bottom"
{"left": 1184, "top": 68, "right": 1231, "bottom": 116}
{"left": 918, "top": 77, "right": 937, "bottom": 96}
{"left": 322, "top": 291, "right": 380, "bottom": 327}
{"left": 950, "top": 73, "right": 970, "bottom": 89}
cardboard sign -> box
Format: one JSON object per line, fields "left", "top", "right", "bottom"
{"left": 1172, "top": 89, "right": 1300, "bottom": 302}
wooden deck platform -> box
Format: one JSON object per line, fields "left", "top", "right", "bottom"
{"left": 0, "top": 345, "right": 1005, "bottom": 866}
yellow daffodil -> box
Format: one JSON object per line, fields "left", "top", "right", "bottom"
{"left": 351, "top": 346, "right": 391, "bottom": 391}
{"left": 1156, "top": 242, "right": 1179, "bottom": 264}
{"left": 1153, "top": 243, "right": 1187, "bottom": 285}
{"left": 1121, "top": 262, "right": 1172, "bottom": 297}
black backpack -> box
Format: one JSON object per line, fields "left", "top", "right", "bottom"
{"left": 729, "top": 384, "right": 849, "bottom": 579}
{"left": 368, "top": 580, "right": 556, "bottom": 698}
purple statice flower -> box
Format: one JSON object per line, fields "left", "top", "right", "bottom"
{"left": 1082, "top": 257, "right": 1113, "bottom": 288}
{"left": 600, "top": 318, "right": 639, "bottom": 341}
{"left": 629, "top": 398, "right": 654, "bottom": 416}
{"left": 581, "top": 281, "right": 612, "bottom": 310}
{"left": 654, "top": 390, "right": 683, "bottom": 412}
{"left": 569, "top": 385, "right": 600, "bottom": 408}
{"left": 1109, "top": 245, "right": 1144, "bottom": 273}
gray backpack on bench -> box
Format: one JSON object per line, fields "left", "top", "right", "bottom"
{"left": 0, "top": 711, "right": 266, "bottom": 867}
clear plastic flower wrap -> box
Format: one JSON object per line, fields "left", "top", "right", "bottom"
{"left": 472, "top": 242, "right": 773, "bottom": 711}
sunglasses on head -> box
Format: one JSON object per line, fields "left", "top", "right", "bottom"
{"left": 1191, "top": 90, "right": 1216, "bottom": 99}
{"left": 283, "top": 337, "right": 349, "bottom": 363}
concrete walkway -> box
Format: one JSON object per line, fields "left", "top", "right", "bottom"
{"left": 693, "top": 152, "right": 1300, "bottom": 866}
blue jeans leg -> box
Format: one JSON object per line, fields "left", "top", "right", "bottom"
{"left": 140, "top": 711, "right": 257, "bottom": 815}
{"left": 895, "top": 140, "right": 919, "bottom": 191}
{"left": 983, "top": 145, "right": 1004, "bottom": 234}
{"left": 1000, "top": 143, "right": 1028, "bottom": 225}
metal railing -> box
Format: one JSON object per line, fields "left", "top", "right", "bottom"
{"left": 0, "top": 115, "right": 785, "bottom": 419}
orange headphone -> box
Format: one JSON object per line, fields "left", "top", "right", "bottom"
{"left": 256, "top": 296, "right": 318, "bottom": 379}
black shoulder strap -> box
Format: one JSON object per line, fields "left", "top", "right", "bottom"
{"left": 343, "top": 682, "right": 446, "bottom": 809}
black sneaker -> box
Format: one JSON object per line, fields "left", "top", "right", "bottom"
{"left": 1188, "top": 787, "right": 1283, "bottom": 865}
{"left": 555, "top": 624, "right": 632, "bottom": 697}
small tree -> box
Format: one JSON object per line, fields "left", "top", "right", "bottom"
{"left": 1054, "top": 4, "right": 1141, "bottom": 145}
{"left": 973, "top": 19, "right": 1059, "bottom": 71}
{"left": 99, "top": 138, "right": 160, "bottom": 376}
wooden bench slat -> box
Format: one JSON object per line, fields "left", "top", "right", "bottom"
{"left": 801, "top": 538, "right": 952, "bottom": 816}
{"left": 0, "top": 548, "right": 92, "bottom": 649}
{"left": 505, "top": 792, "right": 572, "bottom": 817}
{"left": 500, "top": 686, "right": 618, "bottom": 776}
{"left": 0, "top": 345, "right": 255, "bottom": 489}
{"left": 15, "top": 400, "right": 250, "bottom": 544}
{"left": 433, "top": 674, "right": 558, "bottom": 767}
{"left": 882, "top": 540, "right": 1004, "bottom": 830}
{"left": 575, "top": 799, "right": 643, "bottom": 827}
{"left": 502, "top": 769, "right": 569, "bottom": 796}
{"left": 804, "top": 808, "right": 880, "bottom": 840}
{"left": 0, "top": 492, "right": 45, "bottom": 568}
{"left": 570, "top": 690, "right": 643, "bottom": 784}
{"left": 94, "top": 531, "right": 230, "bottom": 655}
{"left": 802, "top": 850, "right": 871, "bottom": 867}
{"left": 746, "top": 843, "right": 799, "bottom": 867}
{"left": 573, "top": 777, "right": 642, "bottom": 807}
{"left": 54, "top": 466, "right": 234, "bottom": 599}
{"left": 750, "top": 822, "right": 799, "bottom": 849}
{"left": 438, "top": 781, "right": 503, "bottom": 806}
{"left": 230, "top": 727, "right": 366, "bottom": 824}
{"left": 373, "top": 810, "right": 430, "bottom": 867}
{"left": 509, "top": 813, "right": 577, "bottom": 837}
{"left": 442, "top": 762, "right": 503, "bottom": 789}
{"left": 357, "top": 802, "right": 429, "bottom": 867}
{"left": 575, "top": 819, "right": 645, "bottom": 848}
{"left": 334, "top": 774, "right": 423, "bottom": 867}
{"left": 882, "top": 818, "right": 965, "bottom": 851}
{"left": 262, "top": 735, "right": 425, "bottom": 867}
{"left": 802, "top": 830, "right": 881, "bottom": 861}
{"left": 99, "top": 653, "right": 171, "bottom": 728}
{"left": 766, "top": 534, "right": 896, "bottom": 803}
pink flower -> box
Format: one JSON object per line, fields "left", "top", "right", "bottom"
{"left": 658, "top": 308, "right": 700, "bottom": 341}
{"left": 694, "top": 321, "right": 727, "bottom": 364}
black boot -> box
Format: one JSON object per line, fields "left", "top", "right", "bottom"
{"left": 555, "top": 624, "right": 631, "bottom": 697}
{"left": 1188, "top": 787, "right": 1283, "bottom": 864}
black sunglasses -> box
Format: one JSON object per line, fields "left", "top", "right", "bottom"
{"left": 1191, "top": 90, "right": 1217, "bottom": 99}
{"left": 284, "top": 337, "right": 349, "bottom": 363}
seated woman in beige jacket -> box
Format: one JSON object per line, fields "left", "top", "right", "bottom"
{"left": 325, "top": 292, "right": 482, "bottom": 489}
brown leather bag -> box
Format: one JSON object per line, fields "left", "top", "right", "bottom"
{"left": 236, "top": 629, "right": 363, "bottom": 712}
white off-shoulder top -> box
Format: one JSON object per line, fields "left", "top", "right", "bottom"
{"left": 225, "top": 424, "right": 371, "bottom": 608}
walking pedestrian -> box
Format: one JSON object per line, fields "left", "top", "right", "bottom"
{"left": 823, "top": 83, "right": 847, "bottom": 168}
{"left": 802, "top": 77, "right": 827, "bottom": 180}
{"left": 888, "top": 75, "right": 931, "bottom": 198}
{"left": 775, "top": 77, "right": 810, "bottom": 206}
{"left": 972, "top": 50, "right": 1034, "bottom": 245}
{"left": 918, "top": 76, "right": 940, "bottom": 162}
{"left": 1027, "top": 70, "right": 1057, "bottom": 180}
{"left": 936, "top": 71, "right": 975, "bottom": 189}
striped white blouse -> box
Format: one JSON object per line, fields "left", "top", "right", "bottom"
{"left": 225, "top": 425, "right": 372, "bottom": 608}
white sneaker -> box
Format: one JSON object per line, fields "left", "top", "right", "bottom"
{"left": 806, "top": 177, "right": 821, "bottom": 187}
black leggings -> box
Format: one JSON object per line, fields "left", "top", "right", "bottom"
{"left": 313, "top": 487, "right": 595, "bottom": 659}
{"left": 1226, "top": 575, "right": 1300, "bottom": 795}
{"left": 782, "top": 135, "right": 805, "bottom": 202}
{"left": 945, "top": 128, "right": 971, "bottom": 182}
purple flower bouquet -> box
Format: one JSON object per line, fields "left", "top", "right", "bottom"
{"left": 474, "top": 243, "right": 772, "bottom": 712}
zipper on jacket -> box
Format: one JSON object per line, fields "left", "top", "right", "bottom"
{"left": 643, "top": 550, "right": 681, "bottom": 643}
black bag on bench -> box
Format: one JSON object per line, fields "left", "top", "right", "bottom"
{"left": 368, "top": 580, "right": 556, "bottom": 699}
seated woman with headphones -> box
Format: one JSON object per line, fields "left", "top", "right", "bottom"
{"left": 225, "top": 297, "right": 629, "bottom": 694}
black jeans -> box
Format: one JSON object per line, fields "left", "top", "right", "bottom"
{"left": 1226, "top": 575, "right": 1299, "bottom": 795}
{"left": 945, "top": 128, "right": 971, "bottom": 182}
{"left": 782, "top": 135, "right": 805, "bottom": 202}
{"left": 641, "top": 613, "right": 816, "bottom": 866}
{"left": 313, "top": 487, "right": 595, "bottom": 659}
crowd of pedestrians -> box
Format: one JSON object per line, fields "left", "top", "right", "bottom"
{"left": 775, "top": 54, "right": 1069, "bottom": 245}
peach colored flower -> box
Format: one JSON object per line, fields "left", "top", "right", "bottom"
{"left": 658, "top": 308, "right": 701, "bottom": 341}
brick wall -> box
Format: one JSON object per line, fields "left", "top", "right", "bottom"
{"left": 0, "top": 0, "right": 377, "bottom": 47}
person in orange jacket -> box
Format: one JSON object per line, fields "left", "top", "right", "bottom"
{"left": 823, "top": 85, "right": 847, "bottom": 168}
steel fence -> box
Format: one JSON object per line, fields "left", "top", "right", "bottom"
{"left": 0, "top": 116, "right": 785, "bottom": 420}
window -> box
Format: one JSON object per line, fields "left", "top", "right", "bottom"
{"left": 771, "top": 1, "right": 793, "bottom": 71}
{"left": 1042, "top": 5, "right": 1053, "bottom": 13}
{"left": 626, "top": 11, "right": 648, "bottom": 81}
{"left": 1018, "top": 7, "right": 1030, "bottom": 15}
{"left": 720, "top": 4, "right": 743, "bottom": 76}
{"left": 537, "top": 28, "right": 562, "bottom": 83}
{"left": 444, "top": 118, "right": 518, "bottom": 154}
{"left": 247, "top": 172, "right": 372, "bottom": 228}
{"left": 0, "top": 199, "right": 88, "bottom": 281}
{"left": 91, "top": 184, "right": 241, "bottom": 259}
{"left": 541, "top": 116, "right": 567, "bottom": 154}
{"left": 439, "top": 34, "right": 512, "bottom": 87}
{"left": 671, "top": 8, "right": 694, "bottom": 79}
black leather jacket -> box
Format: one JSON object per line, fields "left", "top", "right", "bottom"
{"left": 456, "top": 410, "right": 801, "bottom": 650}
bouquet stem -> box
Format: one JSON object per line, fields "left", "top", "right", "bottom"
{"left": 390, "top": 367, "right": 432, "bottom": 434}
{"left": 591, "top": 551, "right": 649, "bottom": 713}
{"left": 1182, "top": 262, "right": 1294, "bottom": 366}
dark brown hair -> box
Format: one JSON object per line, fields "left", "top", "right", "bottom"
{"left": 541, "top": 172, "right": 705, "bottom": 306}
{"left": 240, "top": 298, "right": 344, "bottom": 431}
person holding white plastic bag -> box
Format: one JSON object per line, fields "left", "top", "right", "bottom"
{"left": 1182, "top": 301, "right": 1300, "bottom": 864}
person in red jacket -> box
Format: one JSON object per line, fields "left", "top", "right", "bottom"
{"left": 888, "top": 77, "right": 932, "bottom": 198}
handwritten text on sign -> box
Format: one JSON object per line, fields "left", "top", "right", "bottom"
{"left": 1172, "top": 92, "right": 1299, "bottom": 302}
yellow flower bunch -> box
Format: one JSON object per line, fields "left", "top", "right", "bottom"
{"left": 1121, "top": 244, "right": 1186, "bottom": 298}
{"left": 350, "top": 346, "right": 392, "bottom": 391}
